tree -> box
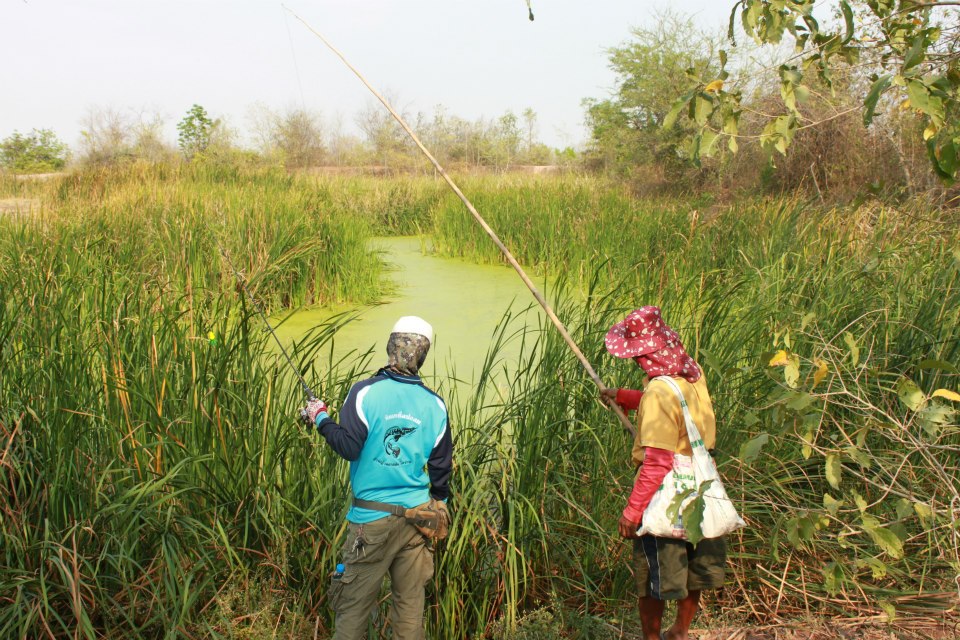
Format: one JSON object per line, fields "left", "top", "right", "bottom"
{"left": 493, "top": 111, "right": 521, "bottom": 167}
{"left": 79, "top": 107, "right": 134, "bottom": 165}
{"left": 669, "top": 1, "right": 960, "bottom": 181}
{"left": 356, "top": 95, "right": 411, "bottom": 168}
{"left": 272, "top": 109, "right": 326, "bottom": 168}
{"left": 177, "top": 104, "right": 218, "bottom": 160}
{"left": 0, "top": 129, "right": 68, "bottom": 172}
{"left": 583, "top": 12, "right": 720, "bottom": 177}
{"left": 78, "top": 108, "right": 175, "bottom": 166}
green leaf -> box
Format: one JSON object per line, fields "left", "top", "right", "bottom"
{"left": 839, "top": 0, "right": 854, "bottom": 44}
{"left": 857, "top": 556, "right": 888, "bottom": 579}
{"left": 773, "top": 114, "right": 797, "bottom": 154}
{"left": 895, "top": 498, "right": 913, "bottom": 520}
{"left": 863, "top": 75, "right": 892, "bottom": 126}
{"left": 825, "top": 453, "right": 841, "bottom": 489}
{"left": 823, "top": 493, "right": 842, "bottom": 516}
{"left": 784, "top": 360, "right": 800, "bottom": 388}
{"left": 822, "top": 562, "right": 843, "bottom": 595}
{"left": 787, "top": 513, "right": 817, "bottom": 547}
{"left": 861, "top": 515, "right": 904, "bottom": 559}
{"left": 933, "top": 140, "right": 959, "bottom": 181}
{"left": 779, "top": 65, "right": 803, "bottom": 86}
{"left": 694, "top": 94, "right": 714, "bottom": 126}
{"left": 786, "top": 391, "right": 814, "bottom": 411}
{"left": 844, "top": 445, "right": 872, "bottom": 470}
{"left": 727, "top": 5, "right": 739, "bottom": 43}
{"left": 681, "top": 483, "right": 712, "bottom": 546}
{"left": 918, "top": 359, "right": 959, "bottom": 374}
{"left": 663, "top": 92, "right": 694, "bottom": 130}
{"left": 879, "top": 601, "right": 897, "bottom": 623}
{"left": 896, "top": 377, "right": 926, "bottom": 412}
{"left": 843, "top": 332, "right": 859, "bottom": 367}
{"left": 698, "top": 347, "right": 723, "bottom": 375}
{"left": 852, "top": 491, "right": 868, "bottom": 513}
{"left": 801, "top": 426, "right": 815, "bottom": 460}
{"left": 907, "top": 80, "right": 944, "bottom": 123}
{"left": 918, "top": 402, "right": 954, "bottom": 437}
{"left": 904, "top": 34, "right": 927, "bottom": 71}
{"left": 926, "top": 137, "right": 955, "bottom": 181}
{"left": 913, "top": 501, "right": 933, "bottom": 525}
{"left": 739, "top": 433, "right": 769, "bottom": 463}
{"left": 700, "top": 128, "right": 720, "bottom": 158}
{"left": 665, "top": 486, "right": 697, "bottom": 523}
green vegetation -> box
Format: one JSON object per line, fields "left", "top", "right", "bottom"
{"left": 177, "top": 105, "right": 220, "bottom": 161}
{"left": 2, "top": 166, "right": 958, "bottom": 638}
{"left": 430, "top": 175, "right": 960, "bottom": 622}
{"left": 0, "top": 128, "right": 68, "bottom": 173}
{"left": 670, "top": 0, "right": 960, "bottom": 180}
{"left": 582, "top": 12, "right": 718, "bottom": 181}
{"left": 585, "top": 4, "right": 960, "bottom": 197}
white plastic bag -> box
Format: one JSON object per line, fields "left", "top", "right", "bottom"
{"left": 636, "top": 376, "right": 745, "bottom": 540}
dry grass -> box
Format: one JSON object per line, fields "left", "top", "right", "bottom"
{"left": 695, "top": 618, "right": 958, "bottom": 640}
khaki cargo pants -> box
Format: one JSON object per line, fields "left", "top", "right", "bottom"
{"left": 330, "top": 514, "right": 434, "bottom": 640}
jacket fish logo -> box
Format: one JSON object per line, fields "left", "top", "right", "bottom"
{"left": 383, "top": 425, "right": 416, "bottom": 458}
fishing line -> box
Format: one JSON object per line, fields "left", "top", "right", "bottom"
{"left": 282, "top": 7, "right": 308, "bottom": 110}
{"left": 282, "top": 7, "right": 637, "bottom": 438}
{"left": 217, "top": 240, "right": 317, "bottom": 402}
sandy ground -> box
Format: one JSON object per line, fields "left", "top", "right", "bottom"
{"left": 0, "top": 198, "right": 39, "bottom": 216}
{"left": 12, "top": 171, "right": 67, "bottom": 181}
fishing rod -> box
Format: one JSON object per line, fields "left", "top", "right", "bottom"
{"left": 217, "top": 241, "right": 319, "bottom": 415}
{"left": 284, "top": 7, "right": 638, "bottom": 438}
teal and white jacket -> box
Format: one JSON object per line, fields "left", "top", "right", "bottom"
{"left": 315, "top": 368, "right": 452, "bottom": 524}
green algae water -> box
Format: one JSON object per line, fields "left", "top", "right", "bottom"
{"left": 273, "top": 236, "right": 545, "bottom": 395}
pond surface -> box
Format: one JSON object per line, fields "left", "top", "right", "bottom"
{"left": 274, "top": 236, "right": 546, "bottom": 394}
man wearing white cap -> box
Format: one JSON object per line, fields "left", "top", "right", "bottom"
{"left": 302, "top": 316, "right": 451, "bottom": 640}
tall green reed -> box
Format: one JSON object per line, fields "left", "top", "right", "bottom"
{"left": 428, "top": 175, "right": 960, "bottom": 628}
{"left": 2, "top": 166, "right": 958, "bottom": 638}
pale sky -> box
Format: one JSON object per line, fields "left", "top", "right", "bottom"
{"left": 2, "top": 1, "right": 731, "bottom": 151}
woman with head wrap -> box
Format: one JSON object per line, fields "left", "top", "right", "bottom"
{"left": 602, "top": 306, "right": 726, "bottom": 640}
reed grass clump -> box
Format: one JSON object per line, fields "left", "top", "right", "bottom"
{"left": 1, "top": 166, "right": 958, "bottom": 638}
{"left": 428, "top": 175, "right": 960, "bottom": 630}
{"left": 0, "top": 164, "right": 392, "bottom": 637}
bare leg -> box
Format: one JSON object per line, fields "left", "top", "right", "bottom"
{"left": 664, "top": 590, "right": 701, "bottom": 640}
{"left": 638, "top": 596, "right": 665, "bottom": 640}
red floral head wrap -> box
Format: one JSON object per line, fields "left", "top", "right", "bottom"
{"left": 604, "top": 306, "right": 702, "bottom": 383}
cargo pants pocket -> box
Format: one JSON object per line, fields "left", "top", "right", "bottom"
{"left": 329, "top": 518, "right": 398, "bottom": 616}
{"left": 329, "top": 571, "right": 356, "bottom": 614}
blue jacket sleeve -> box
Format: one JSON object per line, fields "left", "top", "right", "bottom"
{"left": 428, "top": 420, "right": 453, "bottom": 501}
{"left": 317, "top": 383, "right": 369, "bottom": 461}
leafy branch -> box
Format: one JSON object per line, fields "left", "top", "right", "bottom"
{"left": 668, "top": 0, "right": 960, "bottom": 181}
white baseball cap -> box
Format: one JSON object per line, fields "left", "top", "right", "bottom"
{"left": 391, "top": 316, "right": 433, "bottom": 344}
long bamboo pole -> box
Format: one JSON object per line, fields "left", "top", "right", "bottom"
{"left": 286, "top": 8, "right": 637, "bottom": 438}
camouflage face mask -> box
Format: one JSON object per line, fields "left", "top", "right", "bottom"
{"left": 385, "top": 332, "right": 430, "bottom": 376}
